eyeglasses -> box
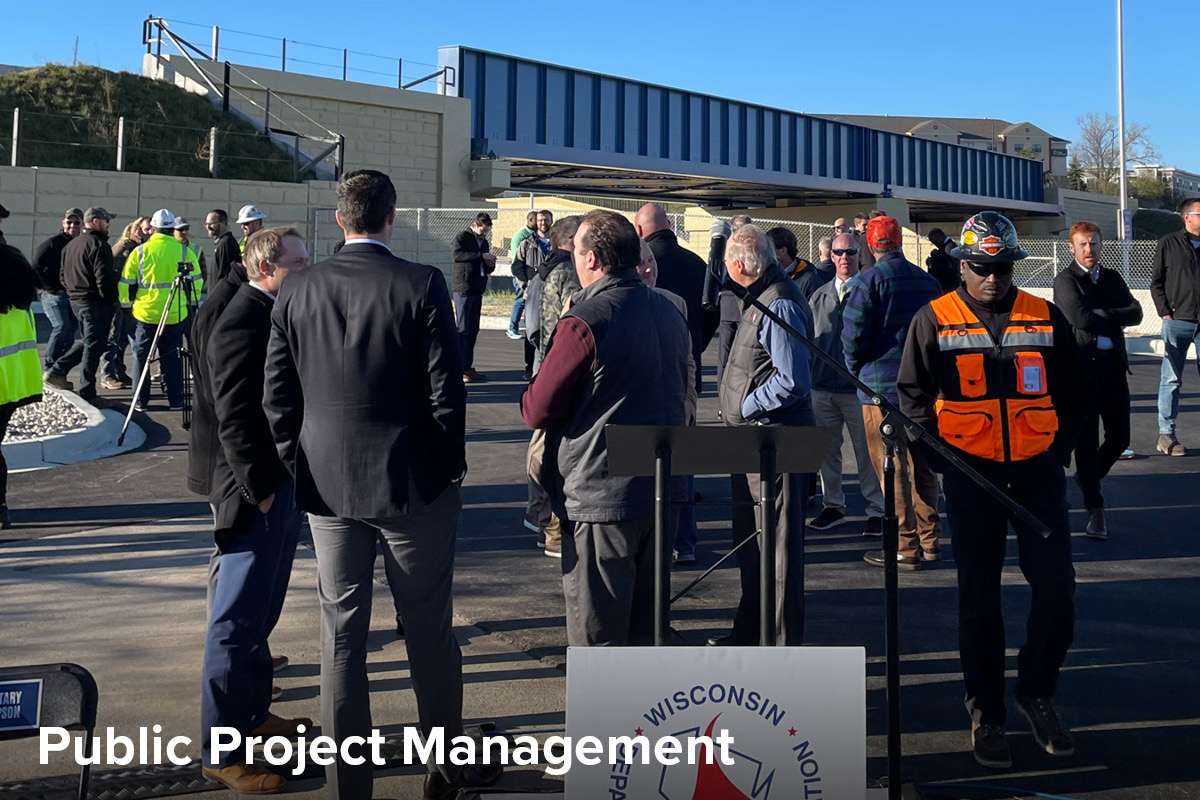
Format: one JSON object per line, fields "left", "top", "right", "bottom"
{"left": 965, "top": 262, "right": 1014, "bottom": 278}
{"left": 831, "top": 248, "right": 858, "bottom": 256}
{"left": 1184, "top": 212, "right": 1200, "bottom": 217}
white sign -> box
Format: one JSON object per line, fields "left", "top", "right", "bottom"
{"left": 566, "top": 647, "right": 866, "bottom": 799}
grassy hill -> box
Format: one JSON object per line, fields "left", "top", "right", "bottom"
{"left": 0, "top": 64, "right": 306, "bottom": 181}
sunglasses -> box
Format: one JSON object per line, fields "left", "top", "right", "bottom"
{"left": 965, "top": 262, "right": 1014, "bottom": 278}
{"left": 831, "top": 248, "right": 858, "bottom": 256}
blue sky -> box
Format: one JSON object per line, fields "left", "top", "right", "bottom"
{"left": 6, "top": 0, "right": 1193, "bottom": 169}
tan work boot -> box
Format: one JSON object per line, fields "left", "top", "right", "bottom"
{"left": 251, "top": 713, "right": 312, "bottom": 738}
{"left": 202, "top": 763, "right": 286, "bottom": 794}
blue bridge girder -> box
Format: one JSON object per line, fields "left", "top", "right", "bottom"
{"left": 437, "top": 46, "right": 1061, "bottom": 216}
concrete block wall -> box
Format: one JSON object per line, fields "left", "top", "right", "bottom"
{"left": 0, "top": 165, "right": 337, "bottom": 265}
{"left": 151, "top": 56, "right": 475, "bottom": 209}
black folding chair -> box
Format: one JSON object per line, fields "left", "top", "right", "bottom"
{"left": 0, "top": 663, "right": 98, "bottom": 800}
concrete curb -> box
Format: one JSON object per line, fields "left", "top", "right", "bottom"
{"left": 1128, "top": 335, "right": 1197, "bottom": 360}
{"left": 2, "top": 390, "right": 147, "bottom": 471}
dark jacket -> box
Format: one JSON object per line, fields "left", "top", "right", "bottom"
{"left": 856, "top": 231, "right": 877, "bottom": 270}
{"left": 1053, "top": 260, "right": 1143, "bottom": 373}
{"left": 842, "top": 250, "right": 941, "bottom": 404}
{"left": 787, "top": 258, "right": 829, "bottom": 300}
{"left": 1150, "top": 228, "right": 1200, "bottom": 322}
{"left": 213, "top": 230, "right": 241, "bottom": 283}
{"left": 814, "top": 258, "right": 836, "bottom": 283}
{"left": 808, "top": 276, "right": 856, "bottom": 393}
{"left": 264, "top": 241, "right": 466, "bottom": 518}
{"left": 33, "top": 232, "right": 73, "bottom": 293}
{"left": 645, "top": 228, "right": 706, "bottom": 392}
{"left": 451, "top": 228, "right": 495, "bottom": 294}
{"left": 926, "top": 240, "right": 961, "bottom": 295}
{"left": 187, "top": 263, "right": 248, "bottom": 496}
{"left": 521, "top": 270, "right": 690, "bottom": 522}
{"left": 60, "top": 229, "right": 116, "bottom": 304}
{"left": 207, "top": 282, "right": 291, "bottom": 546}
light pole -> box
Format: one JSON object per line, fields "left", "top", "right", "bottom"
{"left": 1116, "top": 0, "right": 1132, "bottom": 276}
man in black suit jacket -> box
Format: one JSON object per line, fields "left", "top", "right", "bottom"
{"left": 264, "top": 171, "right": 500, "bottom": 800}
{"left": 450, "top": 212, "right": 496, "bottom": 382}
{"left": 199, "top": 227, "right": 310, "bottom": 794}
{"left": 1052, "top": 222, "right": 1142, "bottom": 540}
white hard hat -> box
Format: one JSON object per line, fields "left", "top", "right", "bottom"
{"left": 236, "top": 204, "right": 266, "bottom": 224}
{"left": 150, "top": 209, "right": 175, "bottom": 229}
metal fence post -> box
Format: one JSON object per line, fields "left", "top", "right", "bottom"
{"left": 281, "top": 39, "right": 287, "bottom": 72}
{"left": 397, "top": 59, "right": 403, "bottom": 89}
{"left": 1051, "top": 240, "right": 1058, "bottom": 274}
{"left": 116, "top": 116, "right": 125, "bottom": 171}
{"left": 209, "top": 127, "right": 217, "bottom": 177}
{"left": 10, "top": 108, "right": 19, "bottom": 168}
{"left": 264, "top": 89, "right": 272, "bottom": 131}
{"left": 416, "top": 208, "right": 424, "bottom": 263}
{"left": 342, "top": 49, "right": 348, "bottom": 81}
{"left": 211, "top": 26, "right": 219, "bottom": 61}
{"left": 222, "top": 62, "right": 231, "bottom": 113}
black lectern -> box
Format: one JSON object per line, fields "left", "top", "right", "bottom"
{"left": 606, "top": 423, "right": 836, "bottom": 647}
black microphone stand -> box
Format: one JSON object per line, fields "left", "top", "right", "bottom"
{"left": 721, "top": 273, "right": 1050, "bottom": 800}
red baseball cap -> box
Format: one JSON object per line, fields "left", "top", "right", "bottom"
{"left": 866, "top": 216, "right": 901, "bottom": 250}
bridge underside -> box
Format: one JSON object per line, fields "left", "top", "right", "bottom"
{"left": 501, "top": 158, "right": 1061, "bottom": 221}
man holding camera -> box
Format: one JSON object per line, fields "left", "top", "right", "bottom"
{"left": 120, "top": 208, "right": 202, "bottom": 411}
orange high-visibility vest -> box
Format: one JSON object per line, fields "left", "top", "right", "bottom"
{"left": 931, "top": 289, "right": 1059, "bottom": 462}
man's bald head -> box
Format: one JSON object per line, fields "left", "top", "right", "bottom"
{"left": 634, "top": 203, "right": 670, "bottom": 237}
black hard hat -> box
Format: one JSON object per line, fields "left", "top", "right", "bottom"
{"left": 949, "top": 211, "right": 1028, "bottom": 263}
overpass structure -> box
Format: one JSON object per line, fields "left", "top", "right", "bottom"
{"left": 436, "top": 46, "right": 1062, "bottom": 221}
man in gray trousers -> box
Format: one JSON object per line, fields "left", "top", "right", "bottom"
{"left": 521, "top": 210, "right": 691, "bottom": 646}
{"left": 264, "top": 170, "right": 501, "bottom": 800}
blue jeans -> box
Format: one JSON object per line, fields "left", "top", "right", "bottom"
{"left": 48, "top": 302, "right": 114, "bottom": 399}
{"left": 508, "top": 277, "right": 526, "bottom": 334}
{"left": 103, "top": 304, "right": 135, "bottom": 381}
{"left": 132, "top": 319, "right": 184, "bottom": 406}
{"left": 40, "top": 291, "right": 76, "bottom": 370}
{"left": 200, "top": 479, "right": 301, "bottom": 766}
{"left": 1157, "top": 318, "right": 1200, "bottom": 434}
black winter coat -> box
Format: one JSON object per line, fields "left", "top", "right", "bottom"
{"left": 1150, "top": 229, "right": 1200, "bottom": 322}
{"left": 33, "top": 232, "right": 73, "bottom": 293}
{"left": 451, "top": 229, "right": 495, "bottom": 294}
{"left": 1052, "top": 260, "right": 1143, "bottom": 373}
{"left": 60, "top": 229, "right": 116, "bottom": 304}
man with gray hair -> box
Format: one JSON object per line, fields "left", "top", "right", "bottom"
{"left": 709, "top": 224, "right": 814, "bottom": 647}
{"left": 200, "top": 227, "right": 310, "bottom": 794}
{"left": 807, "top": 232, "right": 884, "bottom": 534}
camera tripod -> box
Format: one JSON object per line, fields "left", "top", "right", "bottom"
{"left": 117, "top": 261, "right": 198, "bottom": 446}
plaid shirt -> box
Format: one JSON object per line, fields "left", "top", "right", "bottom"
{"left": 841, "top": 251, "right": 942, "bottom": 404}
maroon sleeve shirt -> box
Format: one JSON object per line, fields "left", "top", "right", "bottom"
{"left": 521, "top": 316, "right": 596, "bottom": 429}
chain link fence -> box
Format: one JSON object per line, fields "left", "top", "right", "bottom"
{"left": 311, "top": 206, "right": 1163, "bottom": 337}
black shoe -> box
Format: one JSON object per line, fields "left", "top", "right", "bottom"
{"left": 972, "top": 724, "right": 1012, "bottom": 769}
{"left": 1018, "top": 695, "right": 1075, "bottom": 756}
{"left": 808, "top": 507, "right": 845, "bottom": 531}
{"left": 1085, "top": 509, "right": 1107, "bottom": 541}
{"left": 423, "top": 763, "right": 503, "bottom": 799}
{"left": 863, "top": 549, "right": 921, "bottom": 570}
{"left": 0, "top": 505, "right": 10, "bottom": 530}
{"left": 863, "top": 517, "right": 884, "bottom": 536}
{"left": 706, "top": 632, "right": 755, "bottom": 647}
{"left": 522, "top": 368, "right": 533, "bottom": 382}
{"left": 396, "top": 619, "right": 405, "bottom": 637}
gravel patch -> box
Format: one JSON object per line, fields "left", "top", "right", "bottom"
{"left": 3, "top": 390, "right": 89, "bottom": 442}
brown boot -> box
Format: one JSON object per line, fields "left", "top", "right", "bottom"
{"left": 202, "top": 763, "right": 286, "bottom": 794}
{"left": 251, "top": 713, "right": 313, "bottom": 738}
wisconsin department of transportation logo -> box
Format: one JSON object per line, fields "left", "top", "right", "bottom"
{"left": 566, "top": 647, "right": 864, "bottom": 800}
{"left": 613, "top": 688, "right": 822, "bottom": 800}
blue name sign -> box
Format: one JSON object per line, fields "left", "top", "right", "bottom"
{"left": 0, "top": 679, "right": 43, "bottom": 732}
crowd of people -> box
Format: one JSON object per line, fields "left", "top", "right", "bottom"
{"left": 0, "top": 179, "right": 1197, "bottom": 789}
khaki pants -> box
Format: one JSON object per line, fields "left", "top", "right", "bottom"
{"left": 525, "top": 428, "right": 562, "bottom": 548}
{"left": 862, "top": 404, "right": 941, "bottom": 557}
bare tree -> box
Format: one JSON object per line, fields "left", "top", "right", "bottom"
{"left": 1074, "top": 112, "right": 1160, "bottom": 188}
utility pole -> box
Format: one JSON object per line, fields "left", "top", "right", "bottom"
{"left": 1116, "top": 0, "right": 1132, "bottom": 277}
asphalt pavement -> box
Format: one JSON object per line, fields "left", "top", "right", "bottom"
{"left": 1, "top": 331, "right": 1197, "bottom": 799}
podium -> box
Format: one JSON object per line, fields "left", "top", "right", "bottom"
{"left": 606, "top": 423, "right": 836, "bottom": 647}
